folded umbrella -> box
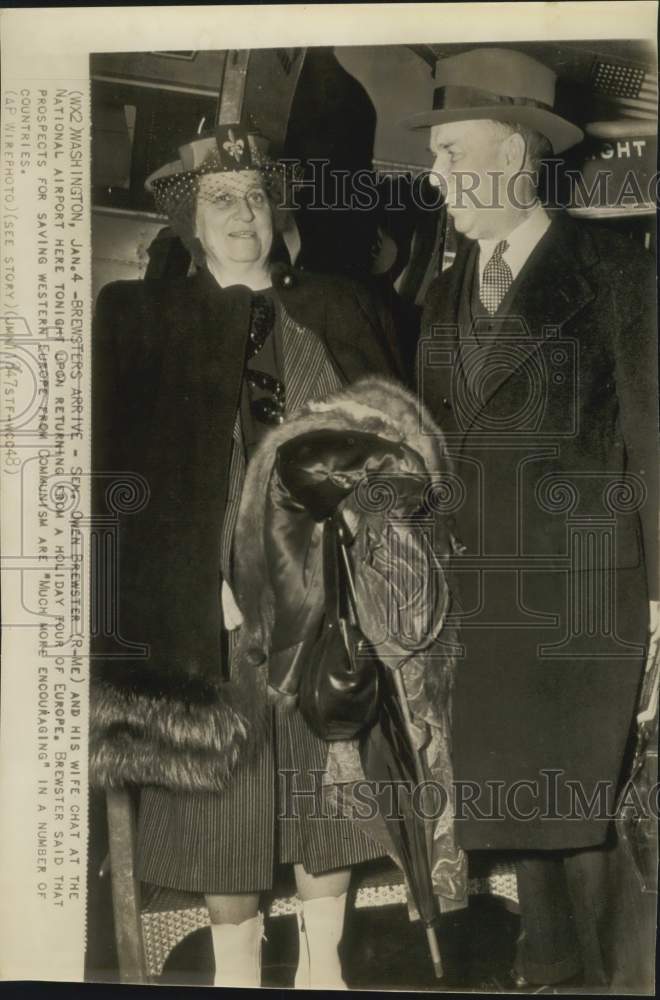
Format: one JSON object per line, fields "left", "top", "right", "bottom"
{"left": 273, "top": 429, "right": 467, "bottom": 977}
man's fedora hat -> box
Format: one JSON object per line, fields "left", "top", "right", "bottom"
{"left": 403, "top": 48, "right": 583, "bottom": 154}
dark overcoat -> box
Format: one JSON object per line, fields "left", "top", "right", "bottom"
{"left": 90, "top": 263, "right": 402, "bottom": 792}
{"left": 418, "top": 214, "right": 657, "bottom": 851}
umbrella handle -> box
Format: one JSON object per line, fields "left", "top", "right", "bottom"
{"left": 426, "top": 926, "right": 444, "bottom": 979}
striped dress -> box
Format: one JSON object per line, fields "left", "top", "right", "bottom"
{"left": 135, "top": 297, "right": 384, "bottom": 893}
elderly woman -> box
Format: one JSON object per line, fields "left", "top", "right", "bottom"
{"left": 91, "top": 123, "right": 402, "bottom": 987}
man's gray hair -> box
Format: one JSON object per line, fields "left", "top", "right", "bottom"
{"left": 492, "top": 121, "right": 553, "bottom": 173}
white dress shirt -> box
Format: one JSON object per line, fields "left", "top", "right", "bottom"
{"left": 478, "top": 203, "right": 551, "bottom": 285}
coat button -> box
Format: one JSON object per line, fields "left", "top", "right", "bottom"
{"left": 281, "top": 272, "right": 294, "bottom": 288}
{"left": 441, "top": 396, "right": 452, "bottom": 410}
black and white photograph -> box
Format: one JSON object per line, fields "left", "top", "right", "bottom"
{"left": 0, "top": 3, "right": 658, "bottom": 993}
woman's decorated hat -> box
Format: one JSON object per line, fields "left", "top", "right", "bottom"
{"left": 145, "top": 123, "right": 284, "bottom": 217}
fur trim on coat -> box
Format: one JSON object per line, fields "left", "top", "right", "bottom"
{"left": 89, "top": 668, "right": 263, "bottom": 793}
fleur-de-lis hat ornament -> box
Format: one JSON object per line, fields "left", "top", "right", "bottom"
{"left": 145, "top": 122, "right": 284, "bottom": 220}
{"left": 222, "top": 128, "right": 245, "bottom": 164}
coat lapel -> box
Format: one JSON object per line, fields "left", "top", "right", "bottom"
{"left": 418, "top": 238, "right": 474, "bottom": 431}
{"left": 460, "top": 216, "right": 597, "bottom": 431}
{"left": 272, "top": 265, "right": 350, "bottom": 385}
{"left": 281, "top": 305, "right": 333, "bottom": 411}
{"left": 438, "top": 235, "right": 475, "bottom": 327}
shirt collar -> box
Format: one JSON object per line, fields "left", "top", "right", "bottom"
{"left": 478, "top": 203, "right": 551, "bottom": 282}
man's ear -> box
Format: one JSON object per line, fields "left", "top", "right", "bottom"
{"left": 504, "top": 131, "right": 528, "bottom": 172}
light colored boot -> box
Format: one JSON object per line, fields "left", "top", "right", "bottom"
{"left": 294, "top": 893, "right": 348, "bottom": 990}
{"left": 211, "top": 912, "right": 264, "bottom": 988}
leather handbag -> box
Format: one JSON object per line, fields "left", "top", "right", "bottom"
{"left": 298, "top": 514, "right": 380, "bottom": 741}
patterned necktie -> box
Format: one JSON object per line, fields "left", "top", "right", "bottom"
{"left": 480, "top": 240, "right": 512, "bottom": 315}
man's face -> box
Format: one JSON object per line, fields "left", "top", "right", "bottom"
{"left": 195, "top": 171, "right": 273, "bottom": 267}
{"left": 429, "top": 120, "right": 521, "bottom": 240}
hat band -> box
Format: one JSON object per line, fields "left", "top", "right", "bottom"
{"left": 433, "top": 85, "right": 554, "bottom": 115}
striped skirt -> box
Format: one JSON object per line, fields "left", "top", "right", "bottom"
{"left": 135, "top": 706, "right": 384, "bottom": 894}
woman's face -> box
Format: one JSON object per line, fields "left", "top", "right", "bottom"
{"left": 194, "top": 170, "right": 273, "bottom": 268}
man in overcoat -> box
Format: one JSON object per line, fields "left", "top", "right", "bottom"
{"left": 408, "top": 47, "right": 658, "bottom": 988}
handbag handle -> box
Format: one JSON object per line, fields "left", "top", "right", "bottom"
{"left": 335, "top": 516, "right": 360, "bottom": 620}
{"left": 323, "top": 513, "right": 362, "bottom": 669}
